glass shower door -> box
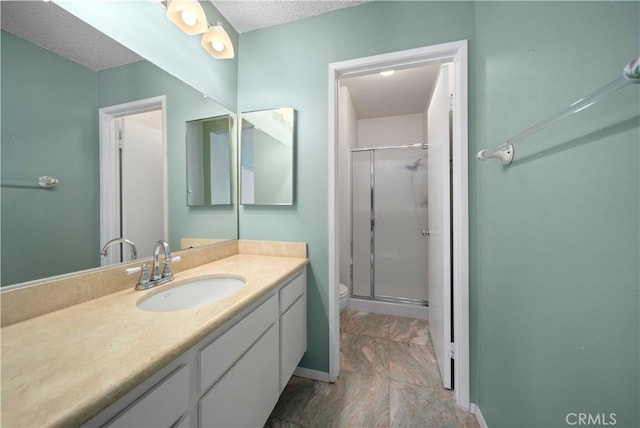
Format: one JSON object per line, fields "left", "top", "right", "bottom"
{"left": 373, "top": 147, "right": 428, "bottom": 303}
{"left": 350, "top": 146, "right": 429, "bottom": 305}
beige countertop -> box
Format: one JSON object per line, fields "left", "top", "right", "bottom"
{"left": 1, "top": 253, "right": 308, "bottom": 428}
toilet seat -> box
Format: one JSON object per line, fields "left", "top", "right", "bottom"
{"left": 339, "top": 283, "right": 348, "bottom": 297}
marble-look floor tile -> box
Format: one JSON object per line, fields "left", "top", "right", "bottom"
{"left": 340, "top": 311, "right": 389, "bottom": 339}
{"left": 340, "top": 332, "right": 389, "bottom": 378}
{"left": 263, "top": 417, "right": 305, "bottom": 428}
{"left": 390, "top": 381, "right": 478, "bottom": 428}
{"left": 389, "top": 316, "right": 429, "bottom": 345}
{"left": 272, "top": 312, "right": 477, "bottom": 428}
{"left": 269, "top": 373, "right": 390, "bottom": 428}
{"left": 389, "top": 341, "right": 441, "bottom": 387}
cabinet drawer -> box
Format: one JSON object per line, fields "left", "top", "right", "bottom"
{"left": 106, "top": 365, "right": 189, "bottom": 428}
{"left": 280, "top": 294, "right": 306, "bottom": 391}
{"left": 199, "top": 294, "right": 278, "bottom": 393}
{"left": 279, "top": 271, "right": 305, "bottom": 313}
{"left": 199, "top": 324, "right": 279, "bottom": 428}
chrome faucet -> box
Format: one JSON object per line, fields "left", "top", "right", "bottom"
{"left": 125, "top": 240, "right": 181, "bottom": 291}
{"left": 101, "top": 238, "right": 137, "bottom": 261}
{"left": 151, "top": 240, "right": 174, "bottom": 284}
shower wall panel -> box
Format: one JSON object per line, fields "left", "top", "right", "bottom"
{"left": 351, "top": 151, "right": 372, "bottom": 297}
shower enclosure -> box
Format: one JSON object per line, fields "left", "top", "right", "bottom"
{"left": 350, "top": 144, "right": 429, "bottom": 307}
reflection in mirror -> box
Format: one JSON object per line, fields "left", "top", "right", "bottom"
{"left": 0, "top": 2, "right": 238, "bottom": 287}
{"left": 186, "top": 115, "right": 233, "bottom": 206}
{"left": 240, "top": 108, "right": 295, "bottom": 205}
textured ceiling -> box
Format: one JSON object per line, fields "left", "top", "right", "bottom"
{"left": 210, "top": 0, "right": 369, "bottom": 33}
{"left": 1, "top": 1, "right": 369, "bottom": 72}
{"left": 341, "top": 64, "right": 441, "bottom": 120}
{"left": 0, "top": 1, "right": 142, "bottom": 72}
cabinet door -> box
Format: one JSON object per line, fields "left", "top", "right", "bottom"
{"left": 280, "top": 293, "right": 306, "bottom": 391}
{"left": 199, "top": 295, "right": 278, "bottom": 393}
{"left": 199, "top": 324, "right": 279, "bottom": 428}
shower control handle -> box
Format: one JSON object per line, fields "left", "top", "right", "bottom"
{"left": 422, "top": 229, "right": 431, "bottom": 236}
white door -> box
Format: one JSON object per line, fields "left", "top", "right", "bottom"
{"left": 120, "top": 110, "right": 164, "bottom": 260}
{"left": 427, "top": 63, "right": 453, "bottom": 389}
{"left": 99, "top": 97, "right": 166, "bottom": 266}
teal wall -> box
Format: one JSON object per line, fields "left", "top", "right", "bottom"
{"left": 97, "top": 61, "right": 238, "bottom": 250}
{"left": 474, "top": 2, "right": 639, "bottom": 427}
{"left": 237, "top": 1, "right": 639, "bottom": 426}
{"left": 1, "top": 31, "right": 99, "bottom": 285}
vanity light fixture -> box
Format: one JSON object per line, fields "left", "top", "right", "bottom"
{"left": 166, "top": 0, "right": 208, "bottom": 35}
{"left": 201, "top": 22, "right": 234, "bottom": 59}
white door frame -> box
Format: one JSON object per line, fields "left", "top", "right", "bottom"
{"left": 328, "top": 40, "right": 470, "bottom": 410}
{"left": 98, "top": 96, "right": 168, "bottom": 265}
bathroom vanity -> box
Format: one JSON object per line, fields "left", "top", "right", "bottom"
{"left": 1, "top": 241, "right": 308, "bottom": 428}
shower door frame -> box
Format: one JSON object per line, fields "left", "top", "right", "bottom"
{"left": 328, "top": 40, "right": 469, "bottom": 410}
{"left": 350, "top": 143, "right": 429, "bottom": 307}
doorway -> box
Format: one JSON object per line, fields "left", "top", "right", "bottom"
{"left": 328, "top": 40, "right": 470, "bottom": 410}
{"left": 99, "top": 96, "right": 167, "bottom": 265}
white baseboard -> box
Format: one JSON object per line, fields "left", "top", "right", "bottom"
{"left": 293, "top": 367, "right": 331, "bottom": 382}
{"left": 348, "top": 298, "right": 428, "bottom": 320}
{"left": 473, "top": 403, "right": 488, "bottom": 428}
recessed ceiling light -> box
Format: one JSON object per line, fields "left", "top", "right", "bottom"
{"left": 380, "top": 70, "right": 395, "bottom": 77}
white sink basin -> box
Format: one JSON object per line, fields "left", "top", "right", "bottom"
{"left": 137, "top": 276, "right": 246, "bottom": 312}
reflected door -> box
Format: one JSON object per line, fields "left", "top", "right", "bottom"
{"left": 120, "top": 110, "right": 164, "bottom": 260}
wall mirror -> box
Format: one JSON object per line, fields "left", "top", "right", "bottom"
{"left": 240, "top": 108, "right": 295, "bottom": 205}
{"left": 186, "top": 115, "right": 234, "bottom": 206}
{"left": 0, "top": 1, "right": 238, "bottom": 287}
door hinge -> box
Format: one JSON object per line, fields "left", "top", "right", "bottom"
{"left": 117, "top": 129, "right": 124, "bottom": 149}
{"left": 449, "top": 342, "right": 455, "bottom": 359}
{"left": 448, "top": 93, "right": 454, "bottom": 112}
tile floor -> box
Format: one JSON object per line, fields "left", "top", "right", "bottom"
{"left": 266, "top": 310, "right": 478, "bottom": 428}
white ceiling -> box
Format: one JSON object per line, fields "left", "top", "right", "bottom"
{"left": 341, "top": 64, "right": 441, "bottom": 120}
{"left": 210, "top": 0, "right": 369, "bottom": 33}
{"left": 0, "top": 1, "right": 142, "bottom": 72}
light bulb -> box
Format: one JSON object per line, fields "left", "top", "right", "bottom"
{"left": 211, "top": 40, "right": 225, "bottom": 52}
{"left": 181, "top": 9, "right": 197, "bottom": 26}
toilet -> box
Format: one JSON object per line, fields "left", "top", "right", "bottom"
{"left": 339, "top": 283, "right": 349, "bottom": 312}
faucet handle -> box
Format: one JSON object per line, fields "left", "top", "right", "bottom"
{"left": 162, "top": 256, "right": 181, "bottom": 280}
{"left": 125, "top": 264, "right": 151, "bottom": 290}
{"left": 140, "top": 264, "right": 150, "bottom": 285}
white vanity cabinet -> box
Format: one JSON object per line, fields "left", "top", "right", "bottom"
{"left": 86, "top": 268, "right": 306, "bottom": 428}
